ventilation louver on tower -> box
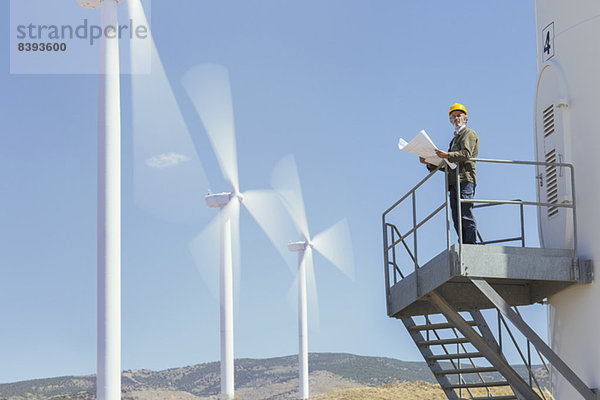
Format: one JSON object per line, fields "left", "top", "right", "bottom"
{"left": 543, "top": 104, "right": 559, "bottom": 219}
{"left": 543, "top": 104, "right": 555, "bottom": 138}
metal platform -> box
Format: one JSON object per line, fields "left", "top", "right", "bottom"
{"left": 388, "top": 244, "right": 591, "bottom": 319}
{"left": 382, "top": 159, "right": 599, "bottom": 400}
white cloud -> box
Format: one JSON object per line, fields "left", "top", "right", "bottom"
{"left": 145, "top": 152, "right": 190, "bottom": 168}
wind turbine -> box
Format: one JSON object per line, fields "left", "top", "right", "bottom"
{"left": 77, "top": 0, "right": 123, "bottom": 399}
{"left": 127, "top": 4, "right": 289, "bottom": 397}
{"left": 126, "top": 5, "right": 235, "bottom": 398}
{"left": 181, "top": 64, "right": 290, "bottom": 400}
{"left": 80, "top": 0, "right": 200, "bottom": 397}
{"left": 271, "top": 155, "right": 355, "bottom": 400}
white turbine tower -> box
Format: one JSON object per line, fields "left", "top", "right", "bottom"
{"left": 534, "top": 1, "right": 600, "bottom": 398}
{"left": 181, "top": 64, "right": 289, "bottom": 400}
{"left": 77, "top": 0, "right": 123, "bottom": 399}
{"left": 271, "top": 155, "right": 355, "bottom": 400}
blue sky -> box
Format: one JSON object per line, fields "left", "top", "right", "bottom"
{"left": 1, "top": 0, "right": 547, "bottom": 384}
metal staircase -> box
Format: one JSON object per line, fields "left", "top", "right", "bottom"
{"left": 404, "top": 311, "right": 523, "bottom": 400}
{"left": 383, "top": 158, "right": 597, "bottom": 400}
{"left": 405, "top": 310, "right": 532, "bottom": 400}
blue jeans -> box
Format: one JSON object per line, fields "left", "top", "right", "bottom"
{"left": 449, "top": 182, "right": 477, "bottom": 244}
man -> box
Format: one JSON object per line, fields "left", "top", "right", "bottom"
{"left": 420, "top": 103, "right": 479, "bottom": 244}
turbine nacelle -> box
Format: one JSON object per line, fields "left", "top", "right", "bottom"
{"left": 288, "top": 241, "right": 313, "bottom": 252}
{"left": 77, "top": 0, "right": 124, "bottom": 10}
{"left": 205, "top": 192, "right": 233, "bottom": 208}
{"left": 205, "top": 191, "right": 245, "bottom": 208}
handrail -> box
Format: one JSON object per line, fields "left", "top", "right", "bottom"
{"left": 497, "top": 310, "right": 548, "bottom": 399}
{"left": 463, "top": 198, "right": 573, "bottom": 208}
{"left": 382, "top": 163, "right": 444, "bottom": 309}
{"left": 382, "top": 156, "right": 578, "bottom": 292}
{"left": 383, "top": 164, "right": 444, "bottom": 217}
{"left": 455, "top": 158, "right": 578, "bottom": 267}
{"left": 385, "top": 203, "right": 446, "bottom": 252}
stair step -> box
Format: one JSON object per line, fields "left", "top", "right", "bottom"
{"left": 435, "top": 367, "right": 498, "bottom": 375}
{"left": 418, "top": 337, "right": 470, "bottom": 346}
{"left": 427, "top": 352, "right": 483, "bottom": 361}
{"left": 409, "top": 321, "right": 477, "bottom": 331}
{"left": 444, "top": 381, "right": 509, "bottom": 389}
{"left": 469, "top": 396, "right": 518, "bottom": 400}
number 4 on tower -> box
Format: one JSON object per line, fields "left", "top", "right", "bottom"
{"left": 542, "top": 22, "right": 554, "bottom": 62}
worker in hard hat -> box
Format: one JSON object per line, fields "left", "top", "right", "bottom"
{"left": 420, "top": 103, "right": 479, "bottom": 244}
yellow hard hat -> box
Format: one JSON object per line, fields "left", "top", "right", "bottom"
{"left": 448, "top": 103, "right": 468, "bottom": 116}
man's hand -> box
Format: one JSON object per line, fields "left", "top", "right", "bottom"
{"left": 435, "top": 149, "right": 449, "bottom": 159}
{"left": 420, "top": 157, "right": 437, "bottom": 168}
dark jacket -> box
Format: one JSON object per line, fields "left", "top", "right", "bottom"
{"left": 428, "top": 127, "right": 479, "bottom": 187}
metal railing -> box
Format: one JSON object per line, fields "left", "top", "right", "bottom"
{"left": 417, "top": 309, "right": 551, "bottom": 398}
{"left": 382, "top": 157, "right": 578, "bottom": 305}
{"left": 382, "top": 163, "right": 445, "bottom": 301}
{"left": 456, "top": 158, "right": 578, "bottom": 267}
{"left": 495, "top": 307, "right": 551, "bottom": 398}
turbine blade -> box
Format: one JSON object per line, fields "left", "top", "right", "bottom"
{"left": 181, "top": 64, "right": 239, "bottom": 192}
{"left": 304, "top": 247, "right": 320, "bottom": 333}
{"left": 286, "top": 273, "right": 299, "bottom": 312}
{"left": 188, "top": 212, "right": 220, "bottom": 300}
{"left": 241, "top": 189, "right": 297, "bottom": 271}
{"left": 270, "top": 155, "right": 310, "bottom": 240}
{"left": 188, "top": 199, "right": 241, "bottom": 305}
{"left": 128, "top": 0, "right": 209, "bottom": 223}
{"left": 285, "top": 249, "right": 319, "bottom": 333}
{"left": 312, "top": 218, "right": 355, "bottom": 280}
{"left": 224, "top": 198, "right": 241, "bottom": 310}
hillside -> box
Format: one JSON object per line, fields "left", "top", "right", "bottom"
{"left": 0, "top": 353, "right": 548, "bottom": 400}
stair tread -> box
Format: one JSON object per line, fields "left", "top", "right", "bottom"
{"left": 418, "top": 337, "right": 470, "bottom": 346}
{"left": 426, "top": 352, "right": 483, "bottom": 361}
{"left": 409, "top": 321, "right": 477, "bottom": 331}
{"left": 468, "top": 396, "right": 518, "bottom": 400}
{"left": 444, "top": 381, "right": 509, "bottom": 389}
{"left": 435, "top": 367, "right": 498, "bottom": 375}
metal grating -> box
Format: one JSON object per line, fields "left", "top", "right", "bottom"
{"left": 545, "top": 149, "right": 558, "bottom": 218}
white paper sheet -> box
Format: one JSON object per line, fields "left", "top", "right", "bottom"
{"left": 398, "top": 130, "right": 456, "bottom": 169}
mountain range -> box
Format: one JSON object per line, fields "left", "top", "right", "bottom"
{"left": 0, "top": 353, "right": 549, "bottom": 399}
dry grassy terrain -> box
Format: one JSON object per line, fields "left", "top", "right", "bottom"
{"left": 312, "top": 381, "right": 448, "bottom": 400}
{"left": 312, "top": 381, "right": 552, "bottom": 400}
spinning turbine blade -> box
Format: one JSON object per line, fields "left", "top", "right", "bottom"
{"left": 271, "top": 155, "right": 310, "bottom": 240}
{"left": 312, "top": 218, "right": 355, "bottom": 280}
{"left": 189, "top": 213, "right": 220, "bottom": 300}
{"left": 304, "top": 247, "right": 320, "bottom": 332}
{"left": 188, "top": 198, "right": 241, "bottom": 302}
{"left": 128, "top": 0, "right": 209, "bottom": 223}
{"left": 286, "top": 274, "right": 299, "bottom": 314}
{"left": 182, "top": 64, "right": 239, "bottom": 192}
{"left": 242, "top": 190, "right": 297, "bottom": 271}
{"left": 226, "top": 198, "right": 242, "bottom": 307}
{"left": 286, "top": 248, "right": 320, "bottom": 332}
